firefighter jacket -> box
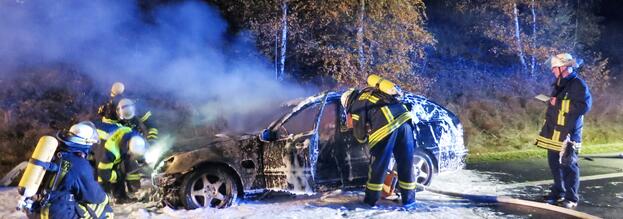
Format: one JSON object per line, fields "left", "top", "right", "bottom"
{"left": 97, "top": 96, "right": 120, "bottom": 122}
{"left": 347, "top": 88, "right": 413, "bottom": 148}
{"left": 93, "top": 126, "right": 141, "bottom": 183}
{"left": 98, "top": 96, "right": 158, "bottom": 142}
{"left": 536, "top": 73, "right": 592, "bottom": 151}
{"left": 119, "top": 113, "right": 158, "bottom": 142}
{"left": 37, "top": 151, "right": 113, "bottom": 219}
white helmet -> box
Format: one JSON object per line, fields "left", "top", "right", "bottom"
{"left": 549, "top": 53, "right": 580, "bottom": 68}
{"left": 128, "top": 135, "right": 147, "bottom": 157}
{"left": 116, "top": 98, "right": 136, "bottom": 120}
{"left": 110, "top": 82, "right": 125, "bottom": 97}
{"left": 65, "top": 121, "right": 99, "bottom": 146}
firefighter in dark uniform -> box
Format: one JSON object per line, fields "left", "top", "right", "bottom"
{"left": 31, "top": 121, "right": 113, "bottom": 219}
{"left": 341, "top": 87, "right": 416, "bottom": 207}
{"left": 535, "top": 53, "right": 592, "bottom": 209}
{"left": 93, "top": 125, "right": 146, "bottom": 203}
{"left": 98, "top": 91, "right": 159, "bottom": 143}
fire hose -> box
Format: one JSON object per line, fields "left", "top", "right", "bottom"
{"left": 581, "top": 153, "right": 623, "bottom": 161}
{"left": 414, "top": 182, "right": 600, "bottom": 219}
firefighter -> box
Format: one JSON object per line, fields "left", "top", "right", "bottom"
{"left": 116, "top": 98, "right": 158, "bottom": 142}
{"left": 27, "top": 121, "right": 113, "bottom": 218}
{"left": 97, "top": 82, "right": 125, "bottom": 122}
{"left": 341, "top": 86, "right": 416, "bottom": 208}
{"left": 97, "top": 82, "right": 159, "bottom": 143}
{"left": 93, "top": 126, "right": 146, "bottom": 204}
{"left": 535, "top": 53, "right": 592, "bottom": 209}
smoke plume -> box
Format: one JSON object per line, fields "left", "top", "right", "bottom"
{"left": 0, "top": 0, "right": 307, "bottom": 132}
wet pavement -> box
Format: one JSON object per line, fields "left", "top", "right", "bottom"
{"left": 467, "top": 153, "right": 623, "bottom": 218}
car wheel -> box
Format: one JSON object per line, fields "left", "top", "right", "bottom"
{"left": 180, "top": 166, "right": 240, "bottom": 209}
{"left": 412, "top": 150, "right": 434, "bottom": 186}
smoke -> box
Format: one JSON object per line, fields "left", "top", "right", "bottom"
{"left": 0, "top": 0, "right": 307, "bottom": 132}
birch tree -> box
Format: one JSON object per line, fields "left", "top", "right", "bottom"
{"left": 513, "top": 2, "right": 527, "bottom": 71}
{"left": 356, "top": 0, "right": 365, "bottom": 72}
{"left": 278, "top": 0, "right": 288, "bottom": 81}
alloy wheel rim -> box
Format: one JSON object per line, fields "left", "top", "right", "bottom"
{"left": 189, "top": 172, "right": 231, "bottom": 208}
{"left": 412, "top": 156, "right": 430, "bottom": 184}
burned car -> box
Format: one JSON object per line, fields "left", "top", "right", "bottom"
{"left": 152, "top": 91, "right": 466, "bottom": 209}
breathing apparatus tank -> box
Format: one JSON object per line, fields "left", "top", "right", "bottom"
{"left": 16, "top": 136, "right": 58, "bottom": 211}
{"left": 367, "top": 74, "right": 403, "bottom": 97}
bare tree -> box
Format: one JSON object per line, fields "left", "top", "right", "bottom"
{"left": 356, "top": 0, "right": 366, "bottom": 73}
{"left": 513, "top": 2, "right": 527, "bottom": 71}
{"left": 278, "top": 0, "right": 288, "bottom": 81}
{"left": 530, "top": 0, "right": 536, "bottom": 76}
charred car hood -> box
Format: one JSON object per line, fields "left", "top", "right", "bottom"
{"left": 155, "top": 133, "right": 259, "bottom": 175}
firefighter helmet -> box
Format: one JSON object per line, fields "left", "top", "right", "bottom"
{"left": 111, "top": 82, "right": 125, "bottom": 97}
{"left": 57, "top": 121, "right": 99, "bottom": 151}
{"left": 116, "top": 98, "right": 136, "bottom": 120}
{"left": 549, "top": 53, "right": 580, "bottom": 68}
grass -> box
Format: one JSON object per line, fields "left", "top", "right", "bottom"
{"left": 468, "top": 142, "right": 623, "bottom": 163}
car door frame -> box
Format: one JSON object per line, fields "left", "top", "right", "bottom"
{"left": 261, "top": 93, "right": 328, "bottom": 194}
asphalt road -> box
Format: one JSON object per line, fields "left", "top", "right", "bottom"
{"left": 467, "top": 153, "right": 623, "bottom": 218}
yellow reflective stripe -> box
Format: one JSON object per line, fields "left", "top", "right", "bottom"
{"left": 148, "top": 128, "right": 158, "bottom": 135}
{"left": 140, "top": 111, "right": 152, "bottom": 122}
{"left": 536, "top": 136, "right": 563, "bottom": 146}
{"left": 366, "top": 182, "right": 383, "bottom": 191}
{"left": 104, "top": 127, "right": 132, "bottom": 163}
{"left": 563, "top": 99, "right": 570, "bottom": 113}
{"left": 41, "top": 205, "right": 50, "bottom": 219}
{"left": 552, "top": 130, "right": 561, "bottom": 142}
{"left": 79, "top": 196, "right": 107, "bottom": 219}
{"left": 368, "top": 128, "right": 390, "bottom": 148}
{"left": 557, "top": 110, "right": 565, "bottom": 126}
{"left": 98, "top": 171, "right": 118, "bottom": 183}
{"left": 536, "top": 135, "right": 563, "bottom": 151}
{"left": 98, "top": 162, "right": 114, "bottom": 170}
{"left": 95, "top": 195, "right": 109, "bottom": 217}
{"left": 126, "top": 173, "right": 141, "bottom": 181}
{"left": 536, "top": 141, "right": 562, "bottom": 151}
{"left": 380, "top": 106, "right": 394, "bottom": 123}
{"left": 78, "top": 204, "right": 93, "bottom": 219}
{"left": 368, "top": 112, "right": 412, "bottom": 148}
{"left": 358, "top": 93, "right": 379, "bottom": 103}
{"left": 351, "top": 114, "right": 360, "bottom": 121}
{"left": 557, "top": 99, "right": 571, "bottom": 126}
{"left": 101, "top": 117, "right": 119, "bottom": 125}
{"left": 399, "top": 181, "right": 417, "bottom": 190}
{"left": 97, "top": 129, "right": 110, "bottom": 140}
{"left": 111, "top": 171, "right": 117, "bottom": 183}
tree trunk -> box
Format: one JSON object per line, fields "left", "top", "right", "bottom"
{"left": 278, "top": 0, "right": 288, "bottom": 81}
{"left": 356, "top": 0, "right": 366, "bottom": 73}
{"left": 513, "top": 2, "right": 527, "bottom": 71}
{"left": 530, "top": 0, "right": 536, "bottom": 76}
{"left": 573, "top": 0, "right": 579, "bottom": 49}
{"left": 275, "top": 32, "right": 279, "bottom": 80}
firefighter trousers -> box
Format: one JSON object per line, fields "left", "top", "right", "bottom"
{"left": 364, "top": 123, "right": 416, "bottom": 206}
{"left": 547, "top": 145, "right": 580, "bottom": 203}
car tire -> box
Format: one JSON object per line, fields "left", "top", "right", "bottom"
{"left": 412, "top": 150, "right": 434, "bottom": 187}
{"left": 180, "top": 166, "right": 240, "bottom": 209}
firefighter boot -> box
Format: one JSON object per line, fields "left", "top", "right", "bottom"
{"left": 363, "top": 189, "right": 381, "bottom": 207}
{"left": 401, "top": 189, "right": 415, "bottom": 207}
